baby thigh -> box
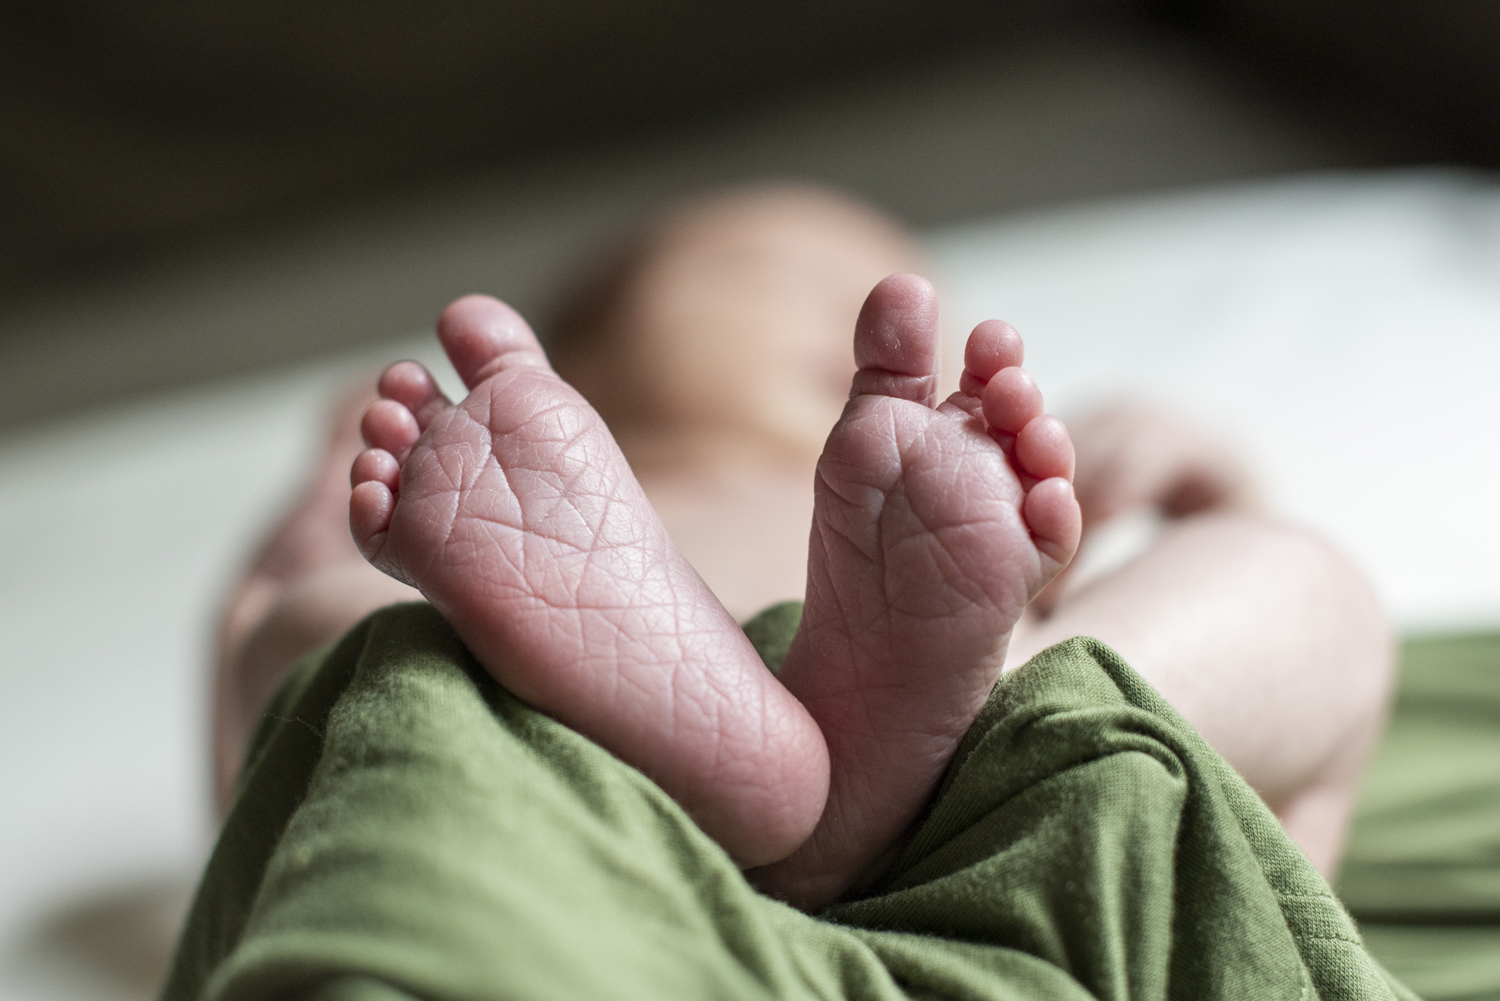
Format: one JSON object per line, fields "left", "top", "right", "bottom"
{"left": 1006, "top": 512, "right": 1393, "bottom": 876}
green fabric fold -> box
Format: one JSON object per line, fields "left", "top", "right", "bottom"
{"left": 1336, "top": 631, "right": 1500, "bottom": 1000}
{"left": 162, "top": 602, "right": 1417, "bottom": 1001}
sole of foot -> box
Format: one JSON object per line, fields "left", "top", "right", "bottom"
{"left": 349, "top": 295, "right": 831, "bottom": 867}
{"left": 750, "top": 274, "right": 1082, "bottom": 908}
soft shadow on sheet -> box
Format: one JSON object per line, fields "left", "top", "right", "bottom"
{"left": 14, "top": 876, "right": 191, "bottom": 1001}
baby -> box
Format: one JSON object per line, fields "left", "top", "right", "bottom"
{"left": 215, "top": 186, "right": 1391, "bottom": 914}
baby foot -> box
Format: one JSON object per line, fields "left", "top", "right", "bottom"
{"left": 349, "top": 295, "right": 830, "bottom": 866}
{"left": 752, "top": 274, "right": 1081, "bottom": 907}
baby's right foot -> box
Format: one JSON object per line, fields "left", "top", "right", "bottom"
{"left": 349, "top": 295, "right": 830, "bottom": 866}
{"left": 753, "top": 275, "right": 1081, "bottom": 908}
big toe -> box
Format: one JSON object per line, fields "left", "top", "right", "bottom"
{"left": 848, "top": 273, "right": 941, "bottom": 406}
{"left": 437, "top": 295, "right": 552, "bottom": 390}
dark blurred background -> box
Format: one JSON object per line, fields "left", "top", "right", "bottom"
{"left": 1, "top": 0, "right": 1496, "bottom": 432}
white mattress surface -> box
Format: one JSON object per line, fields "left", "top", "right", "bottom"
{"left": 2, "top": 169, "right": 1498, "bottom": 999}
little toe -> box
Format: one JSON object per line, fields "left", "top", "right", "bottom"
{"left": 378, "top": 361, "right": 452, "bottom": 429}
{"left": 349, "top": 480, "right": 397, "bottom": 561}
{"left": 959, "top": 320, "right": 1024, "bottom": 396}
{"left": 1023, "top": 477, "right": 1083, "bottom": 566}
{"left": 361, "top": 399, "right": 422, "bottom": 462}
{"left": 982, "top": 367, "right": 1044, "bottom": 435}
{"left": 848, "top": 273, "right": 941, "bottom": 406}
{"left": 351, "top": 447, "right": 401, "bottom": 491}
{"left": 436, "top": 294, "right": 552, "bottom": 390}
{"left": 1016, "top": 414, "right": 1076, "bottom": 482}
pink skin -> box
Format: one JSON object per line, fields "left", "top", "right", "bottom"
{"left": 350, "top": 280, "right": 1079, "bottom": 895}
{"left": 750, "top": 275, "right": 1081, "bottom": 908}
{"left": 349, "top": 295, "right": 830, "bottom": 868}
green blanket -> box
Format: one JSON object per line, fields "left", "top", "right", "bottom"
{"left": 1336, "top": 632, "right": 1500, "bottom": 1000}
{"left": 163, "top": 602, "right": 1437, "bottom": 1001}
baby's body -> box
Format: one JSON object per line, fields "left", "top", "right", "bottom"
{"left": 215, "top": 187, "right": 1392, "bottom": 912}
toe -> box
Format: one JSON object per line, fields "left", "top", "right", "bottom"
{"left": 1023, "top": 477, "right": 1083, "bottom": 566}
{"left": 378, "top": 361, "right": 452, "bottom": 430}
{"left": 351, "top": 447, "right": 401, "bottom": 491}
{"left": 981, "top": 367, "right": 1043, "bottom": 435}
{"left": 349, "top": 480, "right": 396, "bottom": 562}
{"left": 437, "top": 294, "right": 551, "bottom": 390}
{"left": 848, "top": 274, "right": 941, "bottom": 406}
{"left": 1015, "top": 414, "right": 1075, "bottom": 482}
{"left": 959, "top": 320, "right": 1024, "bottom": 396}
{"left": 361, "top": 399, "right": 422, "bottom": 463}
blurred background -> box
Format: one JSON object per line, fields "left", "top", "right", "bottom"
{"left": 4, "top": 0, "right": 1499, "bottom": 427}
{"left": 2, "top": 3, "right": 1499, "bottom": 1000}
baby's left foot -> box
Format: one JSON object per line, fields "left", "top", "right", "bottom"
{"left": 753, "top": 275, "right": 1081, "bottom": 907}
{"left": 349, "top": 296, "right": 830, "bottom": 866}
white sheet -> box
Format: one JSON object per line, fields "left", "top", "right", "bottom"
{"left": 2, "top": 168, "right": 1497, "bottom": 1000}
{"left": 932, "top": 168, "right": 1500, "bottom": 627}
